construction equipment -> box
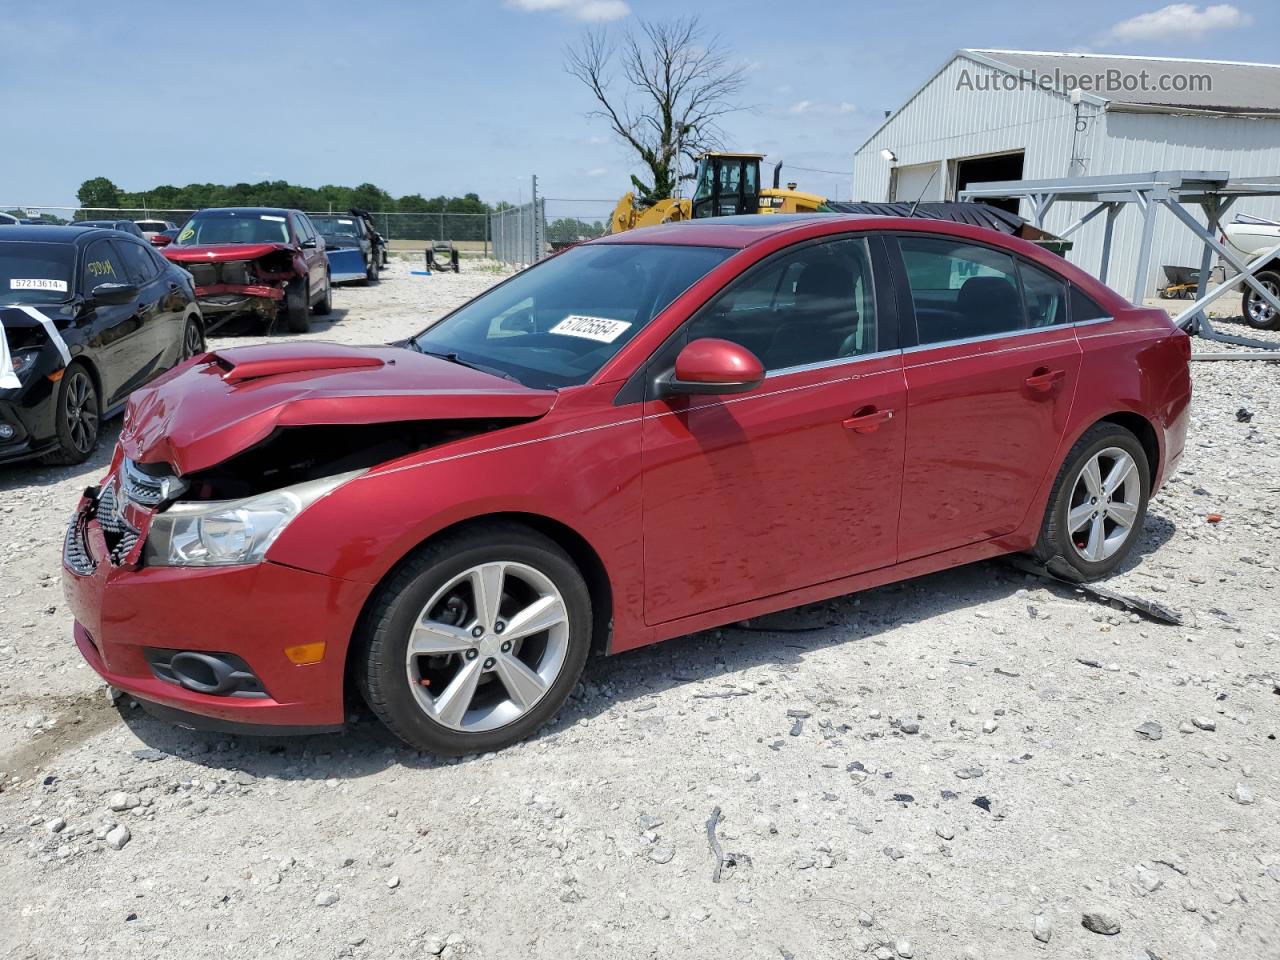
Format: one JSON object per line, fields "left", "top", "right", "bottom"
{"left": 1159, "top": 265, "right": 1203, "bottom": 300}
{"left": 607, "top": 152, "right": 830, "bottom": 234}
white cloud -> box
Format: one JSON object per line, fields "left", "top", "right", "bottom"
{"left": 788, "top": 99, "right": 857, "bottom": 115}
{"left": 1103, "top": 3, "right": 1251, "bottom": 43}
{"left": 505, "top": 0, "right": 630, "bottom": 22}
{"left": 587, "top": 167, "right": 609, "bottom": 177}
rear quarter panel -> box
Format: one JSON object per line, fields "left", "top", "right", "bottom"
{"left": 1043, "top": 308, "right": 1190, "bottom": 514}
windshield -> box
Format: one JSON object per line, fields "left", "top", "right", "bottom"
{"left": 136, "top": 221, "right": 167, "bottom": 232}
{"left": 175, "top": 212, "right": 291, "bottom": 246}
{"left": 311, "top": 216, "right": 361, "bottom": 238}
{"left": 0, "top": 242, "right": 75, "bottom": 304}
{"left": 412, "top": 242, "right": 732, "bottom": 389}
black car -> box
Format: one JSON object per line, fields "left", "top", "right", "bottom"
{"left": 0, "top": 226, "right": 205, "bottom": 465}
{"left": 76, "top": 219, "right": 147, "bottom": 240}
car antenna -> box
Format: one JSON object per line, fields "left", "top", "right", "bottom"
{"left": 907, "top": 165, "right": 940, "bottom": 219}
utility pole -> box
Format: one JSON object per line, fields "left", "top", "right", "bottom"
{"left": 530, "top": 174, "right": 541, "bottom": 264}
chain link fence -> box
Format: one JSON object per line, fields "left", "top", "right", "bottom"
{"left": 489, "top": 200, "right": 545, "bottom": 268}
{"left": 3, "top": 190, "right": 619, "bottom": 268}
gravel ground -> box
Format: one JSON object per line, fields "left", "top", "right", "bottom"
{"left": 1, "top": 256, "right": 1277, "bottom": 960}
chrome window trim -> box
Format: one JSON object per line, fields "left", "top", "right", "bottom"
{"left": 764, "top": 347, "right": 900, "bottom": 379}
{"left": 901, "top": 316, "right": 1112, "bottom": 356}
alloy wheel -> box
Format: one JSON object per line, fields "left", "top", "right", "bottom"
{"left": 64, "top": 370, "right": 98, "bottom": 454}
{"left": 1246, "top": 279, "right": 1278, "bottom": 324}
{"left": 404, "top": 561, "right": 570, "bottom": 733}
{"left": 183, "top": 320, "right": 203, "bottom": 359}
{"left": 1067, "top": 446, "right": 1140, "bottom": 563}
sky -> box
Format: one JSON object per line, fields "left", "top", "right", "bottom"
{"left": 0, "top": 0, "right": 1273, "bottom": 215}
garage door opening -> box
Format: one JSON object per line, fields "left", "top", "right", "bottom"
{"left": 955, "top": 151, "right": 1025, "bottom": 214}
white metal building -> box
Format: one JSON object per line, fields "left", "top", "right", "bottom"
{"left": 851, "top": 50, "right": 1280, "bottom": 299}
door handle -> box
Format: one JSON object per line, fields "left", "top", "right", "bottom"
{"left": 843, "top": 406, "right": 894, "bottom": 433}
{"left": 1024, "top": 367, "right": 1065, "bottom": 391}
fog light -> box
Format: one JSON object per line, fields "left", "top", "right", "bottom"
{"left": 0, "top": 424, "right": 14, "bottom": 440}
{"left": 284, "top": 641, "right": 326, "bottom": 665}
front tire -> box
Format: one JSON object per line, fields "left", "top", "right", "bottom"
{"left": 285, "top": 278, "right": 310, "bottom": 333}
{"left": 312, "top": 273, "right": 332, "bottom": 315}
{"left": 41, "top": 362, "right": 100, "bottom": 466}
{"left": 357, "top": 523, "right": 592, "bottom": 755}
{"left": 1242, "top": 269, "right": 1280, "bottom": 330}
{"left": 181, "top": 315, "right": 204, "bottom": 360}
{"left": 1033, "top": 423, "right": 1150, "bottom": 581}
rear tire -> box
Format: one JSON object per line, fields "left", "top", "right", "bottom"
{"left": 1033, "top": 423, "right": 1150, "bottom": 582}
{"left": 1242, "top": 269, "right": 1280, "bottom": 330}
{"left": 285, "top": 278, "right": 310, "bottom": 333}
{"left": 357, "top": 523, "right": 592, "bottom": 755}
{"left": 41, "top": 362, "right": 100, "bottom": 466}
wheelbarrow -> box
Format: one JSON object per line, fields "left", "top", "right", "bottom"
{"left": 1159, "top": 265, "right": 1201, "bottom": 300}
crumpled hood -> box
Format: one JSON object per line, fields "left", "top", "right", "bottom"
{"left": 163, "top": 242, "right": 296, "bottom": 264}
{"left": 120, "top": 342, "right": 556, "bottom": 475}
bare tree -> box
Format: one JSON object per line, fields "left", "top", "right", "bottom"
{"left": 566, "top": 17, "right": 747, "bottom": 205}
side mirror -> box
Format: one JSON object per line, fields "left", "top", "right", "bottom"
{"left": 91, "top": 282, "right": 139, "bottom": 305}
{"left": 658, "top": 338, "right": 764, "bottom": 397}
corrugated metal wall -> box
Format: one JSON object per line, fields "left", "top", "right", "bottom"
{"left": 852, "top": 53, "right": 1280, "bottom": 301}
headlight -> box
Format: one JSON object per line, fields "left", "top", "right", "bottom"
{"left": 11, "top": 349, "right": 41, "bottom": 380}
{"left": 143, "top": 470, "right": 362, "bottom": 567}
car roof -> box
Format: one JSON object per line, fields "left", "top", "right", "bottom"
{"left": 0, "top": 224, "right": 121, "bottom": 243}
{"left": 594, "top": 213, "right": 893, "bottom": 249}
{"left": 192, "top": 206, "right": 295, "bottom": 216}
{"left": 591, "top": 212, "right": 1063, "bottom": 250}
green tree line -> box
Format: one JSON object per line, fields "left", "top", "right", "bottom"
{"left": 76, "top": 176, "right": 500, "bottom": 216}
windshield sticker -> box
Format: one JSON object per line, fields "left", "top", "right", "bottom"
{"left": 338, "top": 219, "right": 353, "bottom": 224}
{"left": 87, "top": 260, "right": 116, "bottom": 279}
{"left": 10, "top": 278, "right": 68, "bottom": 292}
{"left": 260, "top": 215, "right": 286, "bottom": 222}
{"left": 177, "top": 226, "right": 195, "bottom": 242}
{"left": 549, "top": 315, "right": 632, "bottom": 343}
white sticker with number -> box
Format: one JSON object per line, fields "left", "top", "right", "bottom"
{"left": 10, "top": 278, "right": 68, "bottom": 292}
{"left": 549, "top": 315, "right": 632, "bottom": 343}
{"left": 260, "top": 215, "right": 286, "bottom": 222}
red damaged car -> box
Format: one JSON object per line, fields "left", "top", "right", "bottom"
{"left": 62, "top": 214, "right": 1191, "bottom": 754}
{"left": 163, "top": 207, "right": 331, "bottom": 333}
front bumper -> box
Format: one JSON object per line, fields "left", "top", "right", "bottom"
{"left": 0, "top": 379, "right": 59, "bottom": 464}
{"left": 62, "top": 490, "right": 368, "bottom": 731}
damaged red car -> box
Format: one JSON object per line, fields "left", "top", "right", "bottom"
{"left": 62, "top": 214, "right": 1191, "bottom": 755}
{"left": 162, "top": 207, "right": 331, "bottom": 333}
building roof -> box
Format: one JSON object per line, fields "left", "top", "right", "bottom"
{"left": 970, "top": 49, "right": 1280, "bottom": 116}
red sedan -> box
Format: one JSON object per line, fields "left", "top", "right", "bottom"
{"left": 62, "top": 214, "right": 1192, "bottom": 754}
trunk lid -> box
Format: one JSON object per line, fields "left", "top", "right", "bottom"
{"left": 120, "top": 342, "right": 556, "bottom": 475}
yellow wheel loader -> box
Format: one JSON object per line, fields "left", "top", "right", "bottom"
{"left": 607, "top": 152, "right": 831, "bottom": 234}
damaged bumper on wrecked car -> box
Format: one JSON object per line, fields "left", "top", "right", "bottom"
{"left": 162, "top": 243, "right": 299, "bottom": 323}
{"left": 61, "top": 342, "right": 558, "bottom": 733}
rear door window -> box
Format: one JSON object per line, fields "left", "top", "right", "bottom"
{"left": 114, "top": 239, "right": 159, "bottom": 285}
{"left": 897, "top": 235, "right": 1025, "bottom": 345}
{"left": 1070, "top": 286, "right": 1110, "bottom": 322}
{"left": 1018, "top": 260, "right": 1068, "bottom": 327}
